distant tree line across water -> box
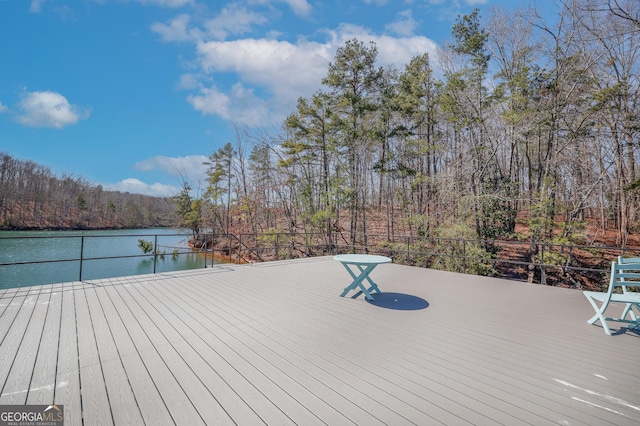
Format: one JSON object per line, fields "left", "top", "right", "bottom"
{"left": 0, "top": 153, "right": 177, "bottom": 230}
{"left": 177, "top": 1, "right": 640, "bottom": 255}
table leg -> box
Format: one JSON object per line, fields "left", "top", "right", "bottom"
{"left": 340, "top": 263, "right": 380, "bottom": 300}
{"left": 355, "top": 264, "right": 381, "bottom": 296}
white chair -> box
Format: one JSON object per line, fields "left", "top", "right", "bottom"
{"left": 583, "top": 261, "right": 640, "bottom": 335}
{"left": 618, "top": 256, "right": 640, "bottom": 264}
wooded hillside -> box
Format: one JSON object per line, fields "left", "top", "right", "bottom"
{"left": 185, "top": 1, "right": 640, "bottom": 252}
{"left": 0, "top": 153, "right": 176, "bottom": 229}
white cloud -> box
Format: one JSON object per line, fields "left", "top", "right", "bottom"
{"left": 151, "top": 14, "right": 201, "bottom": 42}
{"left": 187, "top": 85, "right": 230, "bottom": 117}
{"left": 176, "top": 73, "right": 200, "bottom": 90}
{"left": 203, "top": 4, "right": 269, "bottom": 40}
{"left": 0, "top": 101, "right": 7, "bottom": 113}
{"left": 278, "top": 0, "right": 312, "bottom": 16}
{"left": 30, "top": 0, "right": 45, "bottom": 13}
{"left": 328, "top": 23, "right": 438, "bottom": 70}
{"left": 386, "top": 9, "right": 419, "bottom": 36}
{"left": 104, "top": 178, "right": 180, "bottom": 197}
{"left": 188, "top": 83, "right": 279, "bottom": 126}
{"left": 134, "top": 155, "right": 209, "bottom": 182}
{"left": 154, "top": 2, "right": 438, "bottom": 128}
{"left": 464, "top": 0, "right": 488, "bottom": 4}
{"left": 187, "top": 28, "right": 438, "bottom": 126}
{"left": 197, "top": 37, "right": 330, "bottom": 94}
{"left": 16, "top": 91, "right": 89, "bottom": 129}
{"left": 152, "top": 6, "right": 268, "bottom": 42}
{"left": 248, "top": 0, "right": 312, "bottom": 16}
{"left": 363, "top": 0, "right": 388, "bottom": 5}
{"left": 137, "top": 0, "right": 194, "bottom": 7}
{"left": 190, "top": 37, "right": 332, "bottom": 125}
{"left": 103, "top": 155, "right": 209, "bottom": 197}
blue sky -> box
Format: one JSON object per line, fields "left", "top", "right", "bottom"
{"left": 0, "top": 0, "right": 541, "bottom": 197}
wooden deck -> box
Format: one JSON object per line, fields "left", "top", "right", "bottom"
{"left": 0, "top": 256, "right": 639, "bottom": 425}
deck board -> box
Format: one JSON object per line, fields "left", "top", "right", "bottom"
{"left": 0, "top": 289, "right": 22, "bottom": 327}
{"left": 0, "top": 288, "right": 50, "bottom": 405}
{"left": 27, "top": 287, "right": 62, "bottom": 405}
{"left": 84, "top": 285, "right": 145, "bottom": 425}
{"left": 253, "top": 310, "right": 500, "bottom": 425}
{"left": 74, "top": 286, "right": 113, "bottom": 424}
{"left": 151, "top": 278, "right": 298, "bottom": 425}
{"left": 127, "top": 278, "right": 274, "bottom": 425}
{"left": 101, "top": 280, "right": 206, "bottom": 426}
{"left": 119, "top": 280, "right": 236, "bottom": 425}
{"left": 306, "top": 299, "right": 604, "bottom": 424}
{"left": 0, "top": 257, "right": 639, "bottom": 425}
{"left": 91, "top": 279, "right": 175, "bottom": 425}
{"left": 238, "top": 320, "right": 453, "bottom": 425}
{"left": 0, "top": 290, "right": 39, "bottom": 398}
{"left": 54, "top": 284, "right": 82, "bottom": 426}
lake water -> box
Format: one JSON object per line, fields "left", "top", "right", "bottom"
{"left": 0, "top": 229, "right": 218, "bottom": 289}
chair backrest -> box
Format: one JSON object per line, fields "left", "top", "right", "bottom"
{"left": 611, "top": 261, "right": 640, "bottom": 294}
{"left": 618, "top": 256, "right": 640, "bottom": 264}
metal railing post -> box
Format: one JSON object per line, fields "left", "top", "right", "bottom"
{"left": 206, "top": 232, "right": 211, "bottom": 268}
{"left": 406, "top": 236, "right": 410, "bottom": 261}
{"left": 79, "top": 236, "right": 85, "bottom": 281}
{"left": 214, "top": 232, "right": 217, "bottom": 266}
{"left": 153, "top": 234, "right": 158, "bottom": 274}
{"left": 540, "top": 244, "right": 546, "bottom": 285}
{"left": 463, "top": 239, "right": 467, "bottom": 274}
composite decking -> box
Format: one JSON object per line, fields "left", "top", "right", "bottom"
{"left": 0, "top": 256, "right": 638, "bottom": 425}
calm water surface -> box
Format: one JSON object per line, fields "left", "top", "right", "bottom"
{"left": 0, "top": 229, "right": 216, "bottom": 288}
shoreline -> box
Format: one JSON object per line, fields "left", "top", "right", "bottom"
{"left": 0, "top": 225, "right": 172, "bottom": 232}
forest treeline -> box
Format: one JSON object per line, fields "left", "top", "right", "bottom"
{"left": 0, "top": 153, "right": 176, "bottom": 230}
{"left": 178, "top": 0, "right": 640, "bottom": 253}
